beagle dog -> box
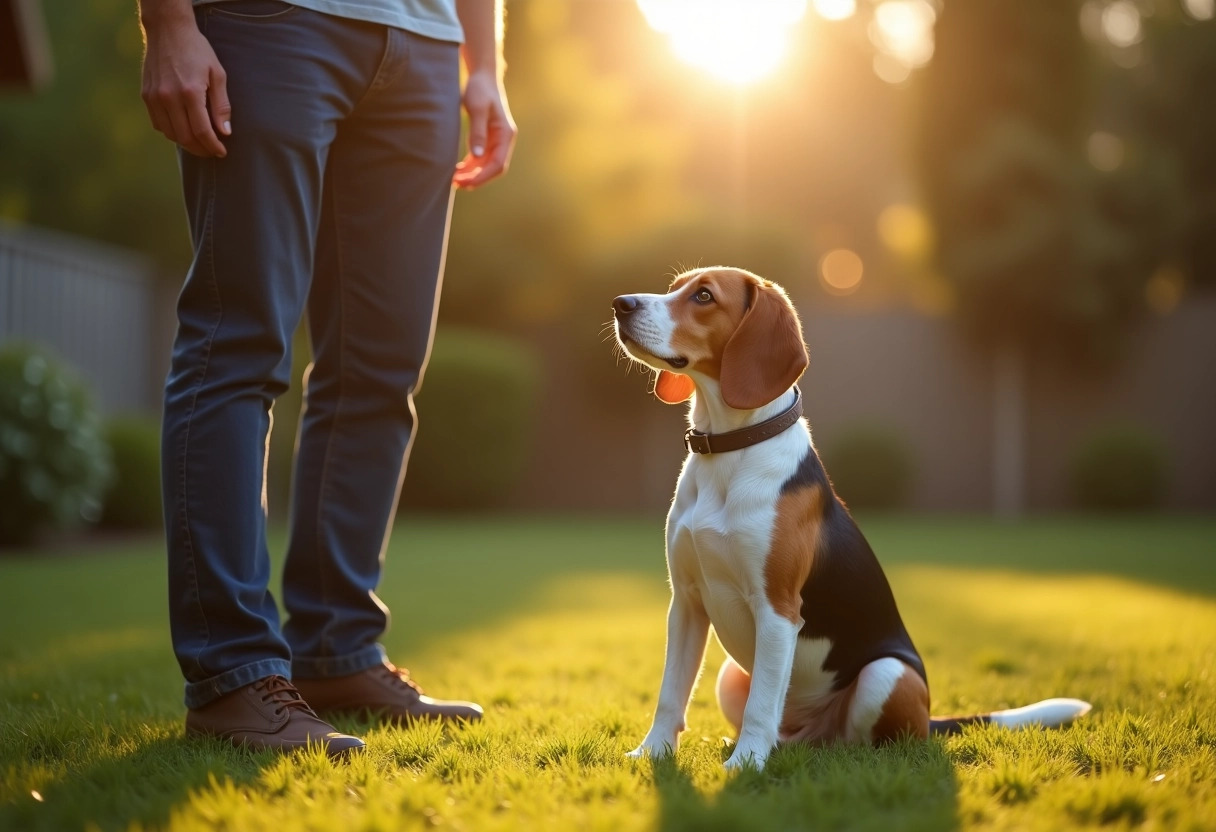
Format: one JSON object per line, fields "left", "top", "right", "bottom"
{"left": 612, "top": 267, "right": 1090, "bottom": 770}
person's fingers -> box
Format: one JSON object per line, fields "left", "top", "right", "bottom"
{"left": 184, "top": 85, "right": 226, "bottom": 157}
{"left": 455, "top": 121, "right": 515, "bottom": 189}
{"left": 142, "top": 77, "right": 182, "bottom": 140}
{"left": 145, "top": 98, "right": 171, "bottom": 136}
{"left": 208, "top": 64, "right": 232, "bottom": 138}
{"left": 465, "top": 149, "right": 506, "bottom": 187}
{"left": 465, "top": 98, "right": 489, "bottom": 159}
{"left": 165, "top": 100, "right": 206, "bottom": 156}
{"left": 452, "top": 162, "right": 481, "bottom": 188}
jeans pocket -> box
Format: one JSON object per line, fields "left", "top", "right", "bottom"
{"left": 207, "top": 0, "right": 299, "bottom": 20}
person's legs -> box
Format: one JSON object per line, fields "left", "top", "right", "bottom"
{"left": 162, "top": 1, "right": 386, "bottom": 711}
{"left": 282, "top": 28, "right": 462, "bottom": 679}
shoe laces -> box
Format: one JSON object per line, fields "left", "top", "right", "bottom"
{"left": 379, "top": 662, "right": 423, "bottom": 695}
{"left": 254, "top": 675, "right": 314, "bottom": 716}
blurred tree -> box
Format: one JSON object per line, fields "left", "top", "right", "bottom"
{"left": 913, "top": 0, "right": 1182, "bottom": 516}
{"left": 0, "top": 0, "right": 189, "bottom": 271}
{"left": 1136, "top": 14, "right": 1216, "bottom": 287}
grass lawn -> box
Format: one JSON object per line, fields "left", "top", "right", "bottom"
{"left": 1, "top": 514, "right": 1215, "bottom": 831}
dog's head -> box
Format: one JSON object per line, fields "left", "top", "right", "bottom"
{"left": 612, "top": 267, "right": 808, "bottom": 410}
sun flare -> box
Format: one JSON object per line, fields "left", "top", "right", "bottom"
{"left": 638, "top": 0, "right": 809, "bottom": 85}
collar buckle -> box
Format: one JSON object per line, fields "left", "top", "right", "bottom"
{"left": 684, "top": 430, "right": 713, "bottom": 455}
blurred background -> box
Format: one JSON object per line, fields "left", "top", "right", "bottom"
{"left": 2, "top": 0, "right": 1214, "bottom": 547}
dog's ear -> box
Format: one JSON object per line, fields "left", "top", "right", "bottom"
{"left": 655, "top": 370, "right": 695, "bottom": 404}
{"left": 720, "top": 281, "right": 808, "bottom": 410}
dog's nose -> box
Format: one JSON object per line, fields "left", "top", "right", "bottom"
{"left": 613, "top": 295, "right": 640, "bottom": 316}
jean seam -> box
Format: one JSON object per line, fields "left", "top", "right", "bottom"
{"left": 207, "top": 4, "right": 300, "bottom": 21}
{"left": 312, "top": 158, "right": 349, "bottom": 659}
{"left": 178, "top": 155, "right": 223, "bottom": 677}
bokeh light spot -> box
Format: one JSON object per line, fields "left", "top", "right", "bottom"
{"left": 1145, "top": 266, "right": 1185, "bottom": 316}
{"left": 877, "top": 204, "right": 933, "bottom": 260}
{"left": 819, "top": 248, "right": 864, "bottom": 294}
{"left": 1184, "top": 0, "right": 1215, "bottom": 20}
{"left": 1101, "top": 0, "right": 1142, "bottom": 48}
{"left": 873, "top": 53, "right": 912, "bottom": 85}
{"left": 1087, "top": 131, "right": 1125, "bottom": 172}
{"left": 869, "top": 0, "right": 936, "bottom": 80}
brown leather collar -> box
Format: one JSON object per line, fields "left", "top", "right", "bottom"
{"left": 684, "top": 388, "right": 803, "bottom": 454}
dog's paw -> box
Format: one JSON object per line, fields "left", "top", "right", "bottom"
{"left": 723, "top": 741, "right": 770, "bottom": 771}
{"left": 719, "top": 749, "right": 768, "bottom": 773}
{"left": 626, "top": 739, "right": 675, "bottom": 760}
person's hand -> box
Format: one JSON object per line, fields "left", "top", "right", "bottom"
{"left": 453, "top": 70, "right": 516, "bottom": 189}
{"left": 141, "top": 8, "right": 231, "bottom": 158}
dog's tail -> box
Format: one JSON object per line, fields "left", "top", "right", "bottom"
{"left": 929, "top": 698, "right": 1092, "bottom": 736}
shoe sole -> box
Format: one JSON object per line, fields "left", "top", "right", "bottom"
{"left": 185, "top": 725, "right": 366, "bottom": 760}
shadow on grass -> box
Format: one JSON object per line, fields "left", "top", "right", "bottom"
{"left": 650, "top": 739, "right": 960, "bottom": 832}
{"left": 1, "top": 733, "right": 278, "bottom": 832}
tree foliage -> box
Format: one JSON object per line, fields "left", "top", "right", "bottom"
{"left": 1136, "top": 15, "right": 1216, "bottom": 287}
{"left": 0, "top": 0, "right": 190, "bottom": 270}
{"left": 913, "top": 0, "right": 1184, "bottom": 361}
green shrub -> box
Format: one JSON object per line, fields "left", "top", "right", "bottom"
{"left": 1070, "top": 423, "right": 1167, "bottom": 511}
{"left": 400, "top": 328, "right": 541, "bottom": 510}
{"left": 821, "top": 426, "right": 915, "bottom": 510}
{"left": 0, "top": 343, "right": 113, "bottom": 545}
{"left": 100, "top": 415, "right": 163, "bottom": 530}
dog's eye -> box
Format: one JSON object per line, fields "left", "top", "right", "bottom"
{"left": 694, "top": 289, "right": 714, "bottom": 304}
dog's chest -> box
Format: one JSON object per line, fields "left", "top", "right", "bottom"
{"left": 668, "top": 452, "right": 785, "bottom": 666}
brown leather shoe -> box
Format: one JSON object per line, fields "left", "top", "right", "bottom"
{"left": 294, "top": 661, "right": 483, "bottom": 725}
{"left": 185, "top": 675, "right": 365, "bottom": 758}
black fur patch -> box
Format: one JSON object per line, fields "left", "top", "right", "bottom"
{"left": 928, "top": 715, "right": 991, "bottom": 735}
{"left": 783, "top": 446, "right": 928, "bottom": 691}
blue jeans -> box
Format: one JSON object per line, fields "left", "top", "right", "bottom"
{"left": 162, "top": 0, "right": 461, "bottom": 709}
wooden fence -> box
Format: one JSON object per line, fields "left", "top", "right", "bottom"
{"left": 0, "top": 220, "right": 158, "bottom": 412}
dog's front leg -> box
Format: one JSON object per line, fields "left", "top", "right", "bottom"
{"left": 627, "top": 592, "right": 710, "bottom": 760}
{"left": 724, "top": 606, "right": 799, "bottom": 770}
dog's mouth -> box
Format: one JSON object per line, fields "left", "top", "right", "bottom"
{"left": 619, "top": 335, "right": 688, "bottom": 369}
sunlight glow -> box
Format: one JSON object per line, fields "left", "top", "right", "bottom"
{"left": 813, "top": 0, "right": 856, "bottom": 22}
{"left": 637, "top": 0, "right": 809, "bottom": 85}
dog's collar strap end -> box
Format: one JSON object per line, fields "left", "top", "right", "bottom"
{"left": 684, "top": 388, "right": 803, "bottom": 454}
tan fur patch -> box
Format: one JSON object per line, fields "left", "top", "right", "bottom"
{"left": 764, "top": 484, "right": 824, "bottom": 625}
{"left": 870, "top": 669, "right": 930, "bottom": 742}
{"left": 664, "top": 270, "right": 754, "bottom": 382}
{"left": 778, "top": 672, "right": 860, "bottom": 744}
{"left": 718, "top": 281, "right": 808, "bottom": 410}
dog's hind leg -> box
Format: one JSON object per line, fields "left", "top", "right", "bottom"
{"left": 847, "top": 658, "right": 930, "bottom": 743}
{"left": 715, "top": 655, "right": 751, "bottom": 734}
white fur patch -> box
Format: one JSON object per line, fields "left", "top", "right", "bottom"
{"left": 845, "top": 657, "right": 907, "bottom": 742}
{"left": 616, "top": 293, "right": 679, "bottom": 365}
{"left": 988, "top": 698, "right": 1093, "bottom": 728}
